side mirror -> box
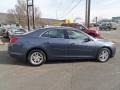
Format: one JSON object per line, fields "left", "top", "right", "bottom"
{"left": 84, "top": 38, "right": 91, "bottom": 42}
{"left": 79, "top": 27, "right": 85, "bottom": 30}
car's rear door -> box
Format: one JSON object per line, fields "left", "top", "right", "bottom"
{"left": 42, "top": 29, "right": 69, "bottom": 59}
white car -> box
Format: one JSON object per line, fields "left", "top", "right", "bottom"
{"left": 99, "top": 22, "right": 117, "bottom": 30}
{"left": 4, "top": 28, "right": 28, "bottom": 39}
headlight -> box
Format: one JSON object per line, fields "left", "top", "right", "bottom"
{"left": 111, "top": 42, "right": 116, "bottom": 47}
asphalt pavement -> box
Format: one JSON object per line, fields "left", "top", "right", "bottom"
{"left": 0, "top": 30, "right": 120, "bottom": 90}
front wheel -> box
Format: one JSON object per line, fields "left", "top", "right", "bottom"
{"left": 97, "top": 48, "right": 111, "bottom": 63}
{"left": 27, "top": 49, "right": 46, "bottom": 66}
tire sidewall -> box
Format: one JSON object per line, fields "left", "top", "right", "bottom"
{"left": 97, "top": 48, "right": 111, "bottom": 63}
{"left": 28, "top": 49, "right": 46, "bottom": 66}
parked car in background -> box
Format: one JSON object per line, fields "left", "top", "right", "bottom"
{"left": 8, "top": 26, "right": 116, "bottom": 66}
{"left": 0, "top": 27, "right": 3, "bottom": 36}
{"left": 3, "top": 28, "right": 28, "bottom": 39}
{"left": 0, "top": 27, "right": 6, "bottom": 36}
{"left": 61, "top": 23, "right": 100, "bottom": 38}
{"left": 99, "top": 22, "right": 117, "bottom": 30}
{"left": 110, "top": 22, "right": 118, "bottom": 30}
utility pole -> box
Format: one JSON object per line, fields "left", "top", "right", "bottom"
{"left": 87, "top": 0, "right": 91, "bottom": 28}
{"left": 56, "top": 10, "right": 58, "bottom": 19}
{"left": 85, "top": 0, "right": 88, "bottom": 27}
{"left": 32, "top": 0, "right": 35, "bottom": 29}
{"left": 95, "top": 17, "right": 98, "bottom": 25}
{"left": 27, "top": 0, "right": 35, "bottom": 31}
{"left": 95, "top": 16, "right": 98, "bottom": 30}
{"left": 27, "top": 0, "right": 30, "bottom": 31}
{"left": 85, "top": 0, "right": 91, "bottom": 28}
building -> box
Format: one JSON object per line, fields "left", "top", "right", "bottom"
{"left": 0, "top": 13, "right": 9, "bottom": 24}
{"left": 112, "top": 17, "right": 120, "bottom": 23}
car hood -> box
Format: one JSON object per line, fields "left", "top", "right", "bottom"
{"left": 94, "top": 38, "right": 115, "bottom": 46}
{"left": 87, "top": 27, "right": 97, "bottom": 32}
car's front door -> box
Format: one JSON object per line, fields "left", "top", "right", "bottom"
{"left": 66, "top": 29, "right": 96, "bottom": 58}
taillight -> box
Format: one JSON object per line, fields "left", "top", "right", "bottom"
{"left": 10, "top": 37, "right": 18, "bottom": 43}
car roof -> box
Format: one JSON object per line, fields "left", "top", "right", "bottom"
{"left": 43, "top": 26, "right": 77, "bottom": 30}
{"left": 61, "top": 23, "right": 82, "bottom": 25}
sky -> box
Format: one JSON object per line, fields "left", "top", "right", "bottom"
{"left": 0, "top": 0, "right": 120, "bottom": 20}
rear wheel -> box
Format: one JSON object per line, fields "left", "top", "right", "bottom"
{"left": 97, "top": 48, "right": 111, "bottom": 63}
{"left": 27, "top": 49, "right": 46, "bottom": 66}
{"left": 113, "top": 28, "right": 116, "bottom": 30}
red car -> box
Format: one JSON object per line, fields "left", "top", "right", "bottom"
{"left": 61, "top": 23, "right": 100, "bottom": 38}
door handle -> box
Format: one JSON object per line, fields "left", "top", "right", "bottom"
{"left": 45, "top": 42, "right": 50, "bottom": 44}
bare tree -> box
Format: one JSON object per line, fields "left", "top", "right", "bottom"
{"left": 7, "top": 0, "right": 41, "bottom": 27}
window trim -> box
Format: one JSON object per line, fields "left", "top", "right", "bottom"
{"left": 40, "top": 29, "right": 66, "bottom": 39}
{"left": 40, "top": 29, "right": 50, "bottom": 37}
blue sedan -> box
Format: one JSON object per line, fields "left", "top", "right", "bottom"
{"left": 8, "top": 26, "right": 116, "bottom": 66}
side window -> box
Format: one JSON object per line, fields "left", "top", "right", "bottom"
{"left": 48, "top": 30, "right": 58, "bottom": 38}
{"left": 67, "top": 30, "right": 88, "bottom": 40}
{"left": 20, "top": 29, "right": 26, "bottom": 32}
{"left": 42, "top": 29, "right": 64, "bottom": 38}
{"left": 57, "top": 30, "right": 65, "bottom": 38}
{"left": 42, "top": 31, "right": 49, "bottom": 37}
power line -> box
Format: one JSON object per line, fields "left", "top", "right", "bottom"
{"left": 71, "top": 0, "right": 78, "bottom": 5}
{"left": 58, "top": 0, "right": 77, "bottom": 11}
{"left": 61, "top": 0, "right": 82, "bottom": 18}
{"left": 56, "top": 0, "right": 77, "bottom": 19}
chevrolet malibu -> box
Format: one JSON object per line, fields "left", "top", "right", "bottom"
{"left": 8, "top": 26, "right": 116, "bottom": 66}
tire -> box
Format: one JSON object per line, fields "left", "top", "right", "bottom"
{"left": 4, "top": 32, "right": 9, "bottom": 38}
{"left": 97, "top": 48, "right": 111, "bottom": 63}
{"left": 27, "top": 49, "right": 46, "bottom": 66}
{"left": 108, "top": 27, "right": 111, "bottom": 31}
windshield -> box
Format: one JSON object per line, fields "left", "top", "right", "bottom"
{"left": 11, "top": 28, "right": 26, "bottom": 32}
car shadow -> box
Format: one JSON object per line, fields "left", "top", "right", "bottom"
{"left": 46, "top": 59, "right": 96, "bottom": 65}
{"left": 0, "top": 51, "right": 96, "bottom": 67}
{"left": 0, "top": 51, "right": 28, "bottom": 67}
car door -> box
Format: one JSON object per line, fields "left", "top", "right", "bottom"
{"left": 66, "top": 29, "right": 96, "bottom": 58}
{"left": 42, "top": 29, "right": 69, "bottom": 58}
